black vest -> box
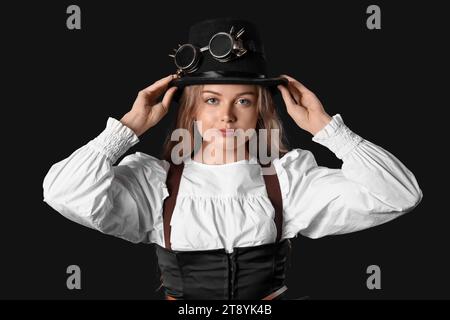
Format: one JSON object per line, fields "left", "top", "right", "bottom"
{"left": 155, "top": 161, "right": 292, "bottom": 299}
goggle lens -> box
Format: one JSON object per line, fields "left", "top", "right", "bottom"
{"left": 175, "top": 44, "right": 197, "bottom": 70}
{"left": 209, "top": 33, "right": 233, "bottom": 59}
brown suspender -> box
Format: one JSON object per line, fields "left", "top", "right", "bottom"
{"left": 162, "top": 162, "right": 283, "bottom": 250}
{"left": 162, "top": 163, "right": 184, "bottom": 250}
{"left": 262, "top": 169, "right": 283, "bottom": 243}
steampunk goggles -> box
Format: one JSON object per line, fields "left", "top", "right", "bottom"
{"left": 168, "top": 26, "right": 248, "bottom": 76}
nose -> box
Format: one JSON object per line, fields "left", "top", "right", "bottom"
{"left": 220, "top": 103, "right": 236, "bottom": 123}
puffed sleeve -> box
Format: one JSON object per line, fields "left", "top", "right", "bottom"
{"left": 42, "top": 117, "right": 170, "bottom": 244}
{"left": 273, "top": 114, "right": 423, "bottom": 239}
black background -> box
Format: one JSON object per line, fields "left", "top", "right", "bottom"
{"left": 1, "top": 0, "right": 448, "bottom": 300}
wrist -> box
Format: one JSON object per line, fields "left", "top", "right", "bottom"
{"left": 120, "top": 112, "right": 143, "bottom": 137}
{"left": 310, "top": 114, "right": 332, "bottom": 135}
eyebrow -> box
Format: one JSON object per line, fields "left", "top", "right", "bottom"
{"left": 202, "top": 90, "right": 256, "bottom": 97}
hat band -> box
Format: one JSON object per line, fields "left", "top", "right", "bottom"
{"left": 188, "top": 70, "right": 267, "bottom": 79}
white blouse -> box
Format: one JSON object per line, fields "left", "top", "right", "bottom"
{"left": 42, "top": 114, "right": 423, "bottom": 253}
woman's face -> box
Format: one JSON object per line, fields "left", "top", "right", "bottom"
{"left": 195, "top": 84, "right": 258, "bottom": 150}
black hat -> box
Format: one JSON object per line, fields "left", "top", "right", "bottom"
{"left": 168, "top": 17, "right": 287, "bottom": 100}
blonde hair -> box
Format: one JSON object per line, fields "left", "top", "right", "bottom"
{"left": 161, "top": 84, "right": 290, "bottom": 163}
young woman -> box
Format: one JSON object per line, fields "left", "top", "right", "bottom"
{"left": 43, "top": 18, "right": 422, "bottom": 300}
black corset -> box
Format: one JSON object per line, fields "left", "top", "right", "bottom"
{"left": 155, "top": 239, "right": 292, "bottom": 300}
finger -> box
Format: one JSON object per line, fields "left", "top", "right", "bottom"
{"left": 280, "top": 74, "right": 311, "bottom": 95}
{"left": 141, "top": 74, "right": 177, "bottom": 96}
{"left": 161, "top": 86, "right": 179, "bottom": 111}
{"left": 277, "top": 84, "right": 297, "bottom": 108}
{"left": 286, "top": 81, "right": 301, "bottom": 104}
{"left": 151, "top": 86, "right": 178, "bottom": 117}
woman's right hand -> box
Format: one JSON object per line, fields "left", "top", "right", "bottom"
{"left": 120, "top": 74, "right": 179, "bottom": 137}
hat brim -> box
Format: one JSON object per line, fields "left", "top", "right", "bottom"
{"left": 169, "top": 77, "right": 289, "bottom": 89}
{"left": 168, "top": 76, "right": 288, "bottom": 103}
{"left": 169, "top": 76, "right": 288, "bottom": 88}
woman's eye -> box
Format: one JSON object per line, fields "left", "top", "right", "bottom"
{"left": 237, "top": 98, "right": 252, "bottom": 105}
{"left": 205, "top": 98, "right": 219, "bottom": 105}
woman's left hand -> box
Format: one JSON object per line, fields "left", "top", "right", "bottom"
{"left": 277, "top": 74, "right": 332, "bottom": 135}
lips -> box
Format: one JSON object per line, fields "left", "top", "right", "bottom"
{"left": 219, "top": 128, "right": 235, "bottom": 137}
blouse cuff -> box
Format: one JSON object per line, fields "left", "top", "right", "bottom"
{"left": 88, "top": 117, "right": 140, "bottom": 163}
{"left": 312, "top": 114, "right": 363, "bottom": 159}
